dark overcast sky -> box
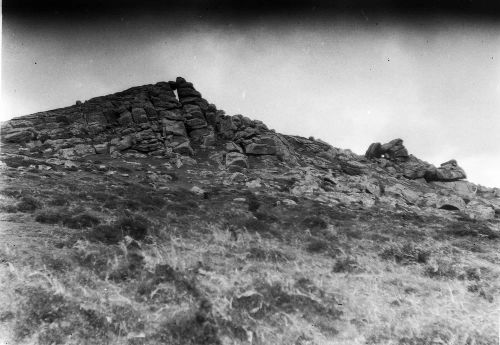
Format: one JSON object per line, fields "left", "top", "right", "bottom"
{"left": 2, "top": 1, "right": 500, "bottom": 186}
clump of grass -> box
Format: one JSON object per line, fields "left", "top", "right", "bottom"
{"left": 41, "top": 253, "right": 73, "bottom": 272}
{"left": 247, "top": 246, "right": 295, "bottom": 263}
{"left": 302, "top": 216, "right": 327, "bottom": 230}
{"left": 231, "top": 281, "right": 342, "bottom": 329}
{"left": 157, "top": 299, "right": 220, "bottom": 345}
{"left": 333, "top": 256, "right": 360, "bottom": 273}
{"left": 2, "top": 156, "right": 40, "bottom": 168}
{"left": 14, "top": 286, "right": 71, "bottom": 341}
{"left": 35, "top": 209, "right": 65, "bottom": 224}
{"left": 72, "top": 239, "right": 120, "bottom": 274}
{"left": 62, "top": 212, "right": 101, "bottom": 229}
{"left": 444, "top": 222, "right": 500, "bottom": 240}
{"left": 115, "top": 214, "right": 150, "bottom": 240}
{"left": 379, "top": 242, "right": 431, "bottom": 264}
{"left": 136, "top": 264, "right": 200, "bottom": 302}
{"left": 243, "top": 191, "right": 261, "bottom": 213}
{"left": 16, "top": 195, "right": 41, "bottom": 212}
{"left": 1, "top": 188, "right": 23, "bottom": 198}
{"left": 87, "top": 224, "right": 123, "bottom": 244}
{"left": 467, "top": 282, "right": 495, "bottom": 303}
{"left": 424, "top": 257, "right": 465, "bottom": 280}
{"left": 243, "top": 218, "right": 280, "bottom": 239}
{"left": 1, "top": 204, "right": 18, "bottom": 213}
{"left": 306, "top": 238, "right": 329, "bottom": 253}
{"left": 35, "top": 207, "right": 100, "bottom": 229}
{"left": 13, "top": 282, "right": 147, "bottom": 345}
{"left": 48, "top": 195, "right": 70, "bottom": 206}
{"left": 87, "top": 214, "right": 150, "bottom": 244}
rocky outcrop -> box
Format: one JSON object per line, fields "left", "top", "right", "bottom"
{"left": 365, "top": 138, "right": 408, "bottom": 162}
{"left": 432, "top": 160, "right": 467, "bottom": 181}
{"left": 1, "top": 77, "right": 301, "bottom": 168}
{"left": 2, "top": 77, "right": 492, "bottom": 222}
{"left": 366, "top": 140, "right": 467, "bottom": 183}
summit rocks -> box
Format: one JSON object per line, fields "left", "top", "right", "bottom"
{"left": 1, "top": 77, "right": 297, "bottom": 167}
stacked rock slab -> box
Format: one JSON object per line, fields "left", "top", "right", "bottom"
{"left": 1, "top": 77, "right": 300, "bottom": 170}
{"left": 365, "top": 138, "right": 409, "bottom": 162}
{"left": 171, "top": 77, "right": 215, "bottom": 148}
{"left": 365, "top": 139, "right": 467, "bottom": 183}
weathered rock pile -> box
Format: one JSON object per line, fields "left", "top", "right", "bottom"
{"left": 365, "top": 138, "right": 409, "bottom": 162}
{"left": 365, "top": 139, "right": 467, "bottom": 182}
{"left": 1, "top": 77, "right": 297, "bottom": 170}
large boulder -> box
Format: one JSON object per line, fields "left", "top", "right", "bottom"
{"left": 244, "top": 135, "right": 278, "bottom": 155}
{"left": 58, "top": 144, "right": 96, "bottom": 160}
{"left": 339, "top": 160, "right": 367, "bottom": 176}
{"left": 226, "top": 152, "right": 249, "bottom": 169}
{"left": 436, "top": 195, "right": 466, "bottom": 211}
{"left": 385, "top": 183, "right": 421, "bottom": 204}
{"left": 172, "top": 141, "right": 194, "bottom": 156}
{"left": 162, "top": 119, "right": 187, "bottom": 137}
{"left": 245, "top": 143, "right": 277, "bottom": 155}
{"left": 380, "top": 138, "right": 409, "bottom": 161}
{"left": 433, "top": 160, "right": 467, "bottom": 181}
{"left": 430, "top": 180, "right": 477, "bottom": 200}
{"left": 365, "top": 142, "right": 382, "bottom": 159}
{"left": 2, "top": 127, "right": 35, "bottom": 143}
{"left": 465, "top": 200, "right": 495, "bottom": 220}
{"left": 402, "top": 155, "right": 434, "bottom": 180}
{"left": 365, "top": 138, "right": 409, "bottom": 162}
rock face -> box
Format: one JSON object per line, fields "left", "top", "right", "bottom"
{"left": 1, "top": 77, "right": 298, "bottom": 168}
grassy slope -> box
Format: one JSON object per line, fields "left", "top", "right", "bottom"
{"left": 0, "top": 150, "right": 498, "bottom": 345}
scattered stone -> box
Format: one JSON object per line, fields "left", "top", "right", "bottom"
{"left": 64, "top": 160, "right": 79, "bottom": 171}
{"left": 94, "top": 143, "right": 109, "bottom": 154}
{"left": 246, "top": 179, "right": 262, "bottom": 189}
{"left": 46, "top": 158, "right": 65, "bottom": 165}
{"left": 227, "top": 172, "right": 248, "bottom": 184}
{"left": 58, "top": 144, "right": 96, "bottom": 160}
{"left": 190, "top": 186, "right": 206, "bottom": 196}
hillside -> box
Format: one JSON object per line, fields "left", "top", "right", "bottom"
{"left": 0, "top": 77, "right": 498, "bottom": 345}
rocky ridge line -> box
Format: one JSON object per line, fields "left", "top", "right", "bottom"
{"left": 1, "top": 77, "right": 499, "bottom": 221}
